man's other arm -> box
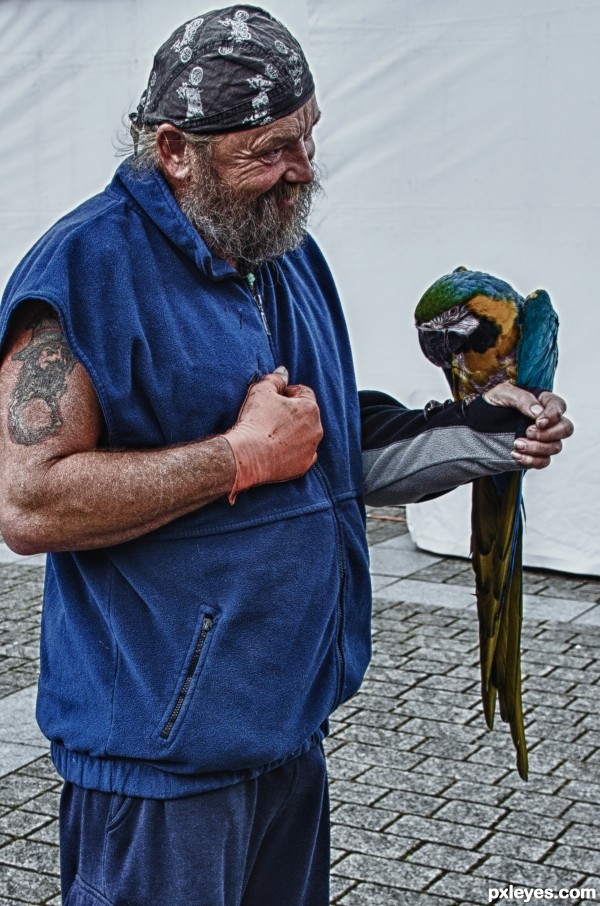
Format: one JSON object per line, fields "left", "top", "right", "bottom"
{"left": 361, "top": 387, "right": 573, "bottom": 506}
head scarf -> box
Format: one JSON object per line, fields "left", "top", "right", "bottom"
{"left": 130, "top": 5, "right": 315, "bottom": 134}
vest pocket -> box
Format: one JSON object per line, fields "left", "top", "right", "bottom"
{"left": 156, "top": 610, "right": 216, "bottom": 742}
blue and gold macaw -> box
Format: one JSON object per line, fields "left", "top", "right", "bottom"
{"left": 414, "top": 267, "right": 559, "bottom": 780}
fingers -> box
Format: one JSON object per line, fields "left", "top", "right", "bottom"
{"left": 255, "top": 370, "right": 318, "bottom": 407}
{"left": 513, "top": 453, "right": 552, "bottom": 470}
{"left": 285, "top": 383, "right": 318, "bottom": 403}
{"left": 534, "top": 390, "right": 568, "bottom": 429}
{"left": 525, "top": 416, "right": 574, "bottom": 443}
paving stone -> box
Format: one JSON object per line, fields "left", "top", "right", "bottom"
{"left": 375, "top": 788, "right": 445, "bottom": 818}
{"left": 427, "top": 870, "right": 498, "bottom": 902}
{"left": 491, "top": 771, "right": 568, "bottom": 797}
{"left": 551, "top": 761, "right": 600, "bottom": 783}
{"left": 369, "top": 546, "right": 442, "bottom": 578}
{"left": 374, "top": 579, "right": 474, "bottom": 610}
{"left": 477, "top": 830, "right": 554, "bottom": 862}
{"left": 529, "top": 738, "right": 596, "bottom": 765}
{"left": 331, "top": 824, "right": 416, "bottom": 861}
{"left": 413, "top": 755, "right": 509, "bottom": 784}
{"left": 360, "top": 678, "right": 407, "bottom": 700}
{"left": 359, "top": 767, "right": 452, "bottom": 797}
{"left": 544, "top": 844, "right": 600, "bottom": 876}
{"left": 441, "top": 780, "right": 512, "bottom": 808}
{"left": 560, "top": 824, "right": 600, "bottom": 851}
{"left": 0, "top": 839, "right": 59, "bottom": 876}
{"left": 333, "top": 851, "right": 441, "bottom": 890}
{"left": 472, "top": 854, "right": 584, "bottom": 890}
{"left": 399, "top": 717, "right": 481, "bottom": 743}
{"left": 417, "top": 673, "right": 479, "bottom": 694}
{"left": 329, "top": 780, "right": 387, "bottom": 807}
{"left": 330, "top": 874, "right": 357, "bottom": 902}
{"left": 0, "top": 809, "right": 51, "bottom": 839}
{"left": 0, "top": 864, "right": 60, "bottom": 903}
{"left": 492, "top": 810, "right": 567, "bottom": 842}
{"left": 334, "top": 727, "right": 422, "bottom": 755}
{"left": 339, "top": 883, "right": 455, "bottom": 905}
{"left": 393, "top": 700, "right": 474, "bottom": 725}
{"left": 326, "top": 754, "right": 371, "bottom": 782}
{"left": 434, "top": 799, "right": 505, "bottom": 829}
{"left": 500, "top": 789, "right": 572, "bottom": 819}
{"left": 345, "top": 693, "right": 399, "bottom": 714}
{"left": 344, "top": 710, "right": 405, "bottom": 731}
{"left": 328, "top": 741, "right": 424, "bottom": 774}
{"left": 408, "top": 841, "right": 482, "bottom": 873}
{"left": 28, "top": 820, "right": 59, "bottom": 846}
{"left": 331, "top": 846, "right": 347, "bottom": 865}
{"left": 388, "top": 815, "right": 490, "bottom": 850}
{"left": 0, "top": 776, "right": 56, "bottom": 809}
{"left": 332, "top": 803, "right": 397, "bottom": 832}
{"left": 413, "top": 737, "right": 480, "bottom": 763}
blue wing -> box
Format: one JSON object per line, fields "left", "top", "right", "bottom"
{"left": 517, "top": 290, "right": 559, "bottom": 391}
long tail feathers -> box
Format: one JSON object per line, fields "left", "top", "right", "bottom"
{"left": 471, "top": 473, "right": 528, "bottom": 780}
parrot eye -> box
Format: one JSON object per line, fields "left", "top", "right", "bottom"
{"left": 448, "top": 306, "right": 461, "bottom": 318}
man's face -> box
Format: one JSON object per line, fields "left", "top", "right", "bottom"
{"left": 210, "top": 95, "right": 320, "bottom": 198}
{"left": 176, "top": 96, "right": 322, "bottom": 272}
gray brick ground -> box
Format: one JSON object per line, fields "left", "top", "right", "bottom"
{"left": 0, "top": 508, "right": 599, "bottom": 905}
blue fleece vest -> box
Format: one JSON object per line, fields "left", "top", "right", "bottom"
{"left": 0, "top": 161, "right": 371, "bottom": 797}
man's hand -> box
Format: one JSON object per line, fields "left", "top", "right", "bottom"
{"left": 223, "top": 366, "right": 324, "bottom": 502}
{"left": 483, "top": 382, "right": 574, "bottom": 470}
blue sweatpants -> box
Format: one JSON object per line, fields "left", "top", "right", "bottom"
{"left": 59, "top": 744, "right": 330, "bottom": 906}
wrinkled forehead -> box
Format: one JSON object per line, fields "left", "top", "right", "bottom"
{"left": 210, "top": 95, "right": 320, "bottom": 160}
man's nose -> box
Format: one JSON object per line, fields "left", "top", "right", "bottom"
{"left": 283, "top": 140, "right": 315, "bottom": 184}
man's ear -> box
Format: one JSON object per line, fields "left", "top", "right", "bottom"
{"left": 155, "top": 124, "right": 191, "bottom": 181}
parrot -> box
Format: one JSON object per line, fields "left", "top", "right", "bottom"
{"left": 413, "top": 267, "right": 559, "bottom": 780}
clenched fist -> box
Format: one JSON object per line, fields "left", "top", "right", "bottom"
{"left": 223, "top": 366, "right": 324, "bottom": 503}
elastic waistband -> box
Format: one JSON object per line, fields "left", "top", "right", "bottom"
{"left": 51, "top": 726, "right": 327, "bottom": 799}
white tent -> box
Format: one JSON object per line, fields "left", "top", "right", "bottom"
{"left": 1, "top": 0, "right": 597, "bottom": 574}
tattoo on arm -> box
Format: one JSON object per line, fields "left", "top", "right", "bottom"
{"left": 9, "top": 312, "right": 77, "bottom": 445}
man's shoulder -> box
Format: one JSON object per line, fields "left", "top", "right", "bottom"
{"left": 15, "top": 177, "right": 135, "bottom": 276}
{"left": 1, "top": 174, "right": 136, "bottom": 315}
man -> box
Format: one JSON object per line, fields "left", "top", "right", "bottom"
{"left": 0, "top": 7, "right": 572, "bottom": 905}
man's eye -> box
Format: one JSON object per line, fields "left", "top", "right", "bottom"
{"left": 261, "top": 149, "right": 283, "bottom": 162}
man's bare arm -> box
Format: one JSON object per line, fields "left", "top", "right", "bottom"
{"left": 0, "top": 302, "right": 322, "bottom": 554}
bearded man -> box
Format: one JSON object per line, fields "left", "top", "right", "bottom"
{"left": 0, "top": 7, "right": 572, "bottom": 906}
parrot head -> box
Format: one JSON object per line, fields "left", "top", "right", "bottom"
{"left": 414, "top": 267, "right": 523, "bottom": 368}
{"left": 414, "top": 267, "right": 525, "bottom": 397}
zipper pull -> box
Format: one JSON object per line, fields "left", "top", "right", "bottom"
{"left": 245, "top": 273, "right": 271, "bottom": 337}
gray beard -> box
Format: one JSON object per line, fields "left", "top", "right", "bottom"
{"left": 178, "top": 156, "right": 322, "bottom": 274}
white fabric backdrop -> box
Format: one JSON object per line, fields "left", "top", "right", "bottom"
{"left": 0, "top": 1, "right": 597, "bottom": 573}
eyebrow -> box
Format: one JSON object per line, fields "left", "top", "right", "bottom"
{"left": 259, "top": 109, "right": 322, "bottom": 150}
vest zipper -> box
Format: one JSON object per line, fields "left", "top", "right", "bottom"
{"left": 161, "top": 615, "right": 214, "bottom": 739}
{"left": 313, "top": 463, "right": 346, "bottom": 707}
{"left": 245, "top": 273, "right": 271, "bottom": 337}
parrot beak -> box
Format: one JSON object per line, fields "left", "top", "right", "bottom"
{"left": 417, "top": 327, "right": 465, "bottom": 367}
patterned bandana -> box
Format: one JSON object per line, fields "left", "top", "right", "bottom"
{"left": 130, "top": 6, "right": 315, "bottom": 134}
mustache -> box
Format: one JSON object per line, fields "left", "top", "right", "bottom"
{"left": 268, "top": 181, "right": 303, "bottom": 201}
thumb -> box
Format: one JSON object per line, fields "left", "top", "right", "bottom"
{"left": 484, "top": 382, "right": 543, "bottom": 418}
{"left": 262, "top": 365, "right": 289, "bottom": 394}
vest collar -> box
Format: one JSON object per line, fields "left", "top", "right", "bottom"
{"left": 111, "top": 159, "right": 237, "bottom": 281}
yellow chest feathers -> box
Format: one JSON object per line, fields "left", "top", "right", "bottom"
{"left": 452, "top": 295, "right": 520, "bottom": 397}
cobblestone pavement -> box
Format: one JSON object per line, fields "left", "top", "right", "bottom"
{"left": 0, "top": 509, "right": 599, "bottom": 905}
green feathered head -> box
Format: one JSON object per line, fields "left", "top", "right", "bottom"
{"left": 414, "top": 266, "right": 522, "bottom": 324}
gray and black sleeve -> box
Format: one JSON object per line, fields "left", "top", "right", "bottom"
{"left": 360, "top": 390, "right": 529, "bottom": 507}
